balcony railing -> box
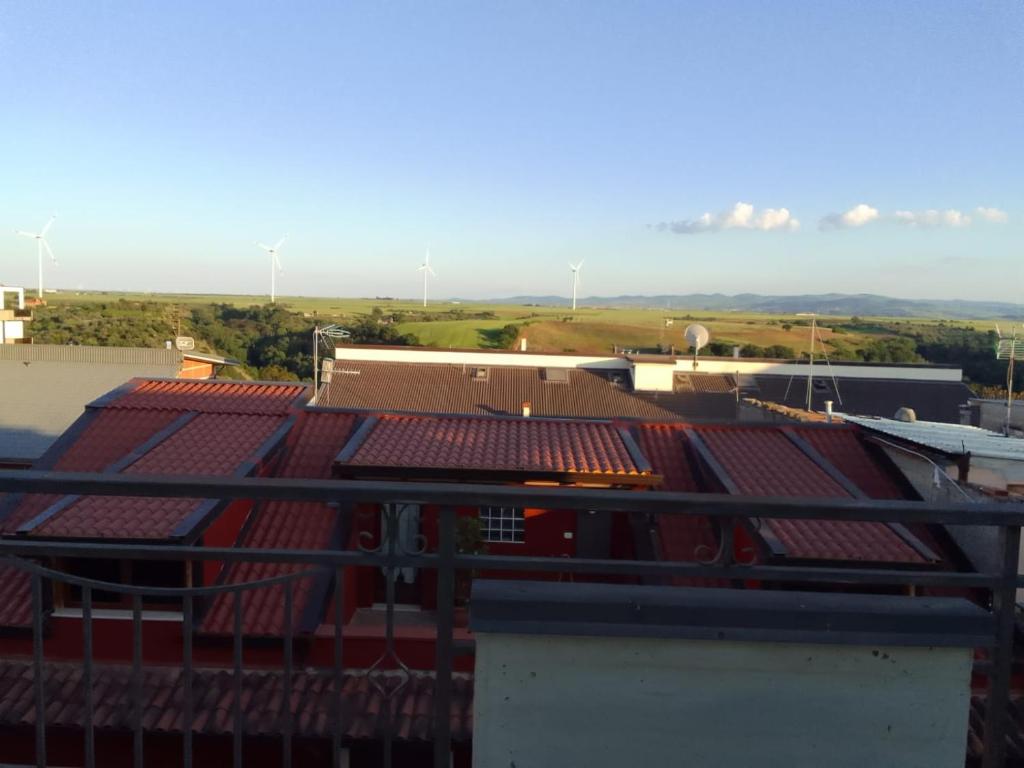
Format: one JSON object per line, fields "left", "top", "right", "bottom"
{"left": 0, "top": 469, "right": 1022, "bottom": 768}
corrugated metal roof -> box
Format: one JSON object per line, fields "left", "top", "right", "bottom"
{"left": 0, "top": 344, "right": 182, "bottom": 365}
{"left": 753, "top": 374, "right": 974, "bottom": 423}
{"left": 839, "top": 414, "right": 1024, "bottom": 461}
{"left": 318, "top": 360, "right": 682, "bottom": 419}
{"left": 0, "top": 349, "right": 182, "bottom": 460}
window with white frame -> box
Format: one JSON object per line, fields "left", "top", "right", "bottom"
{"left": 480, "top": 506, "right": 525, "bottom": 543}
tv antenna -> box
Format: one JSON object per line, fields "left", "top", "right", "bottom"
{"left": 995, "top": 324, "right": 1023, "bottom": 435}
{"left": 312, "top": 323, "right": 351, "bottom": 402}
{"left": 684, "top": 323, "right": 709, "bottom": 370}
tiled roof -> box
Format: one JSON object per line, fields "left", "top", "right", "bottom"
{"left": 692, "top": 426, "right": 928, "bottom": 564}
{"left": 202, "top": 411, "right": 359, "bottom": 637}
{"left": 111, "top": 379, "right": 307, "bottom": 415}
{"left": 635, "top": 423, "right": 930, "bottom": 565}
{"left": 27, "top": 413, "right": 286, "bottom": 539}
{"left": 0, "top": 565, "right": 32, "bottom": 628}
{"left": 697, "top": 427, "right": 849, "bottom": 497}
{"left": 319, "top": 360, "right": 685, "bottom": 419}
{"left": 793, "top": 426, "right": 909, "bottom": 499}
{"left": 341, "top": 414, "right": 649, "bottom": 477}
{"left": 752, "top": 375, "right": 974, "bottom": 424}
{"left": 0, "top": 659, "right": 472, "bottom": 742}
{"left": 631, "top": 425, "right": 720, "bottom": 585}
{"left": 0, "top": 408, "right": 184, "bottom": 534}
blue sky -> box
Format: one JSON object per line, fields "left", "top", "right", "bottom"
{"left": 1, "top": 1, "right": 1022, "bottom": 302}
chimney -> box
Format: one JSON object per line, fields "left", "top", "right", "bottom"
{"left": 165, "top": 340, "right": 172, "bottom": 350}
{"left": 824, "top": 400, "right": 833, "bottom": 423}
{"left": 519, "top": 337, "right": 528, "bottom": 352}
{"left": 522, "top": 401, "right": 531, "bottom": 418}
{"left": 732, "top": 346, "right": 740, "bottom": 359}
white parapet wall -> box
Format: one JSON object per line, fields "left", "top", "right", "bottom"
{"left": 332, "top": 346, "right": 964, "bottom": 387}
{"left": 473, "top": 633, "right": 972, "bottom": 768}
{"left": 470, "top": 581, "right": 983, "bottom": 768}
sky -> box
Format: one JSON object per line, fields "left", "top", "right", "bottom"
{"left": 1, "top": 1, "right": 1022, "bottom": 302}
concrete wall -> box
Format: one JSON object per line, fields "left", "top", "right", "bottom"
{"left": 473, "top": 633, "right": 971, "bottom": 768}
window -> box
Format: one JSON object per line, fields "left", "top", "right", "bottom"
{"left": 480, "top": 506, "right": 525, "bottom": 543}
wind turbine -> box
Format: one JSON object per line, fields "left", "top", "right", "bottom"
{"left": 568, "top": 260, "right": 584, "bottom": 311}
{"left": 417, "top": 250, "right": 436, "bottom": 307}
{"left": 256, "top": 236, "right": 286, "bottom": 303}
{"left": 15, "top": 215, "right": 57, "bottom": 299}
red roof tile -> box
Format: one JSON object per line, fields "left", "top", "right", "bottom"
{"left": 202, "top": 411, "right": 359, "bottom": 637}
{"left": 0, "top": 564, "right": 32, "bottom": 628}
{"left": 111, "top": 379, "right": 306, "bottom": 415}
{"left": 697, "top": 427, "right": 849, "bottom": 498}
{"left": 793, "top": 426, "right": 909, "bottom": 500}
{"left": 766, "top": 518, "right": 924, "bottom": 562}
{"left": 344, "top": 414, "right": 646, "bottom": 476}
{"left": 2, "top": 408, "right": 184, "bottom": 534}
{"left": 30, "top": 413, "right": 285, "bottom": 539}
{"left": 0, "top": 659, "right": 472, "bottom": 742}
{"left": 632, "top": 425, "right": 700, "bottom": 492}
{"left": 693, "top": 426, "right": 926, "bottom": 563}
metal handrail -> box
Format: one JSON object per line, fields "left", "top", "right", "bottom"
{"left": 0, "top": 469, "right": 1022, "bottom": 768}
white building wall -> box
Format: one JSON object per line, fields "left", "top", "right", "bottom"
{"left": 473, "top": 633, "right": 971, "bottom": 768}
{"left": 333, "top": 347, "right": 964, "bottom": 386}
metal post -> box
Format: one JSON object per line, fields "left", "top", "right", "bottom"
{"left": 233, "top": 590, "right": 244, "bottom": 768}
{"left": 332, "top": 569, "right": 345, "bottom": 768}
{"left": 983, "top": 524, "right": 1021, "bottom": 768}
{"left": 433, "top": 506, "right": 456, "bottom": 767}
{"left": 83, "top": 585, "right": 95, "bottom": 768}
{"left": 1006, "top": 343, "right": 1015, "bottom": 437}
{"left": 32, "top": 574, "right": 46, "bottom": 768}
{"left": 806, "top": 316, "right": 816, "bottom": 412}
{"left": 313, "top": 326, "right": 319, "bottom": 405}
{"left": 183, "top": 594, "right": 193, "bottom": 768}
{"left": 132, "top": 594, "right": 144, "bottom": 768}
{"left": 282, "top": 581, "right": 294, "bottom": 768}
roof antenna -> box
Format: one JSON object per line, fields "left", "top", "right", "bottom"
{"left": 995, "top": 324, "right": 1021, "bottom": 436}
{"left": 796, "top": 313, "right": 817, "bottom": 411}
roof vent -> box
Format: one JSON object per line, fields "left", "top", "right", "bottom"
{"left": 543, "top": 367, "right": 569, "bottom": 383}
{"left": 894, "top": 407, "right": 917, "bottom": 423}
{"left": 471, "top": 367, "right": 489, "bottom": 381}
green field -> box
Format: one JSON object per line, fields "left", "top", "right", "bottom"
{"left": 40, "top": 290, "right": 995, "bottom": 357}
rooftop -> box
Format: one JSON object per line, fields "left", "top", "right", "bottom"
{"left": 839, "top": 413, "right": 1024, "bottom": 461}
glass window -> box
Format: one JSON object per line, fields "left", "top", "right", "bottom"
{"left": 480, "top": 506, "right": 525, "bottom": 544}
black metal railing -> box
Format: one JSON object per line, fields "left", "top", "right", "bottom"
{"left": 0, "top": 469, "right": 1023, "bottom": 768}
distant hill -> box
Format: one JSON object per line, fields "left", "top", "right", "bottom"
{"left": 488, "top": 293, "right": 1024, "bottom": 320}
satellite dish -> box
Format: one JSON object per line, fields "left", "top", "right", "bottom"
{"left": 684, "top": 324, "right": 709, "bottom": 352}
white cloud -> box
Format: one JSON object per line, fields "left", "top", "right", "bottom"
{"left": 975, "top": 206, "right": 1009, "bottom": 223}
{"left": 659, "top": 202, "right": 799, "bottom": 234}
{"left": 893, "top": 208, "right": 973, "bottom": 228}
{"left": 818, "top": 203, "right": 880, "bottom": 231}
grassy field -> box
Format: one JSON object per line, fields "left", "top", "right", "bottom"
{"left": 40, "top": 290, "right": 995, "bottom": 357}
